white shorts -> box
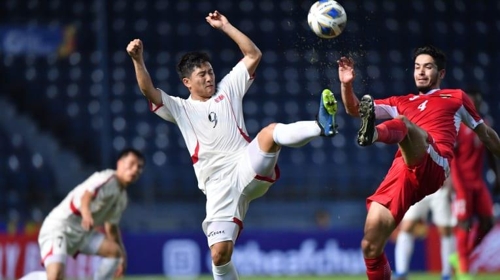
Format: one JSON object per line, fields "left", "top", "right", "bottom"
{"left": 202, "top": 138, "right": 280, "bottom": 243}
{"left": 402, "top": 184, "right": 456, "bottom": 227}
{"left": 38, "top": 220, "right": 105, "bottom": 266}
{"left": 205, "top": 221, "right": 240, "bottom": 247}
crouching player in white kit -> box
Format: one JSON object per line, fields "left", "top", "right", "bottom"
{"left": 21, "top": 148, "right": 145, "bottom": 280}
{"left": 127, "top": 10, "right": 338, "bottom": 280}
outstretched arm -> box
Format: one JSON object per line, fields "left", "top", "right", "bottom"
{"left": 476, "top": 124, "right": 500, "bottom": 194}
{"left": 206, "top": 10, "right": 262, "bottom": 75}
{"left": 475, "top": 123, "right": 500, "bottom": 157}
{"left": 337, "top": 57, "right": 360, "bottom": 117}
{"left": 485, "top": 147, "right": 500, "bottom": 195}
{"left": 126, "top": 39, "right": 162, "bottom": 106}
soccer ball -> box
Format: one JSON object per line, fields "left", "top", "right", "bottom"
{"left": 307, "top": 0, "right": 347, "bottom": 39}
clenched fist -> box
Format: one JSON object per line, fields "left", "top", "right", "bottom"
{"left": 126, "top": 39, "right": 143, "bottom": 61}
{"left": 206, "top": 10, "right": 229, "bottom": 30}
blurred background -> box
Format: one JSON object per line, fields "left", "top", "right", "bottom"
{"left": 0, "top": 0, "right": 499, "bottom": 278}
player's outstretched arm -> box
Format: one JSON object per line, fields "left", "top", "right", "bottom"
{"left": 475, "top": 123, "right": 500, "bottom": 158}
{"left": 126, "top": 39, "right": 162, "bottom": 106}
{"left": 485, "top": 147, "right": 500, "bottom": 194}
{"left": 477, "top": 124, "right": 500, "bottom": 193}
{"left": 337, "top": 57, "right": 360, "bottom": 117}
{"left": 206, "top": 10, "right": 262, "bottom": 76}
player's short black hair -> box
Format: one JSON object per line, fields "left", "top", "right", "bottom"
{"left": 176, "top": 51, "right": 211, "bottom": 80}
{"left": 412, "top": 45, "right": 447, "bottom": 71}
{"left": 117, "top": 148, "right": 145, "bottom": 162}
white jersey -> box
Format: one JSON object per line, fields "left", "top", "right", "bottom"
{"left": 44, "top": 169, "right": 127, "bottom": 229}
{"left": 152, "top": 61, "right": 254, "bottom": 192}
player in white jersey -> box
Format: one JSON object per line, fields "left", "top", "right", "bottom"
{"left": 20, "top": 148, "right": 145, "bottom": 280}
{"left": 127, "top": 10, "right": 338, "bottom": 280}
{"left": 394, "top": 180, "right": 456, "bottom": 280}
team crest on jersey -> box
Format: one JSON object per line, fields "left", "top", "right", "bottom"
{"left": 214, "top": 94, "right": 225, "bottom": 103}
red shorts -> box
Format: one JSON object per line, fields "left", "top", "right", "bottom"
{"left": 452, "top": 181, "right": 493, "bottom": 221}
{"left": 367, "top": 151, "right": 448, "bottom": 224}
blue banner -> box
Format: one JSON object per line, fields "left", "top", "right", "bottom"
{"left": 122, "top": 229, "right": 427, "bottom": 277}
{"left": 0, "top": 25, "right": 75, "bottom": 56}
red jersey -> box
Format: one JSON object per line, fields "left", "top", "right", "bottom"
{"left": 451, "top": 123, "right": 487, "bottom": 189}
{"left": 374, "top": 89, "right": 483, "bottom": 159}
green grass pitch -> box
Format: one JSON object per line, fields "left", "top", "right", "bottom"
{"left": 124, "top": 273, "right": 500, "bottom": 280}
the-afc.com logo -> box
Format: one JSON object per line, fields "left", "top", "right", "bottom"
{"left": 162, "top": 239, "right": 201, "bottom": 278}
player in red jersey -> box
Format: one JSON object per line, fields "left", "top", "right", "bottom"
{"left": 448, "top": 89, "right": 500, "bottom": 280}
{"left": 337, "top": 45, "right": 500, "bottom": 280}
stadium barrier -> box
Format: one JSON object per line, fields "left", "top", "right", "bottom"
{"left": 17, "top": 225, "right": 500, "bottom": 278}
{"left": 2, "top": 229, "right": 402, "bottom": 278}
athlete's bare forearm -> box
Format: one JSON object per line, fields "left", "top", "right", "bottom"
{"left": 486, "top": 148, "right": 499, "bottom": 173}
{"left": 220, "top": 23, "right": 261, "bottom": 74}
{"left": 341, "top": 82, "right": 360, "bottom": 117}
{"left": 477, "top": 124, "right": 500, "bottom": 157}
{"left": 221, "top": 23, "right": 261, "bottom": 59}
{"left": 133, "top": 59, "right": 162, "bottom": 105}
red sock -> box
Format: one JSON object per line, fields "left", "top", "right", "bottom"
{"left": 365, "top": 253, "right": 392, "bottom": 280}
{"left": 455, "top": 227, "right": 470, "bottom": 273}
{"left": 375, "top": 119, "right": 408, "bottom": 144}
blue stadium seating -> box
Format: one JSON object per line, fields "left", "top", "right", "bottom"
{"left": 0, "top": 125, "right": 56, "bottom": 220}
{"left": 1, "top": 0, "right": 499, "bottom": 221}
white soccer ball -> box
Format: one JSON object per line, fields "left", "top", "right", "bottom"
{"left": 307, "top": 0, "right": 347, "bottom": 39}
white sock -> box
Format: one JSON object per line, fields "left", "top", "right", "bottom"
{"left": 395, "top": 231, "right": 415, "bottom": 275}
{"left": 273, "top": 121, "right": 321, "bottom": 147}
{"left": 94, "top": 257, "right": 120, "bottom": 280}
{"left": 440, "top": 235, "right": 455, "bottom": 276}
{"left": 19, "top": 271, "right": 47, "bottom": 280}
{"left": 212, "top": 261, "right": 239, "bottom": 280}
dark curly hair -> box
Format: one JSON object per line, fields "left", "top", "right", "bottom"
{"left": 412, "top": 45, "right": 447, "bottom": 71}
{"left": 176, "top": 51, "right": 211, "bottom": 80}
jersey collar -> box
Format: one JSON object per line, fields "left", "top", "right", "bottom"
{"left": 424, "top": 88, "right": 440, "bottom": 95}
